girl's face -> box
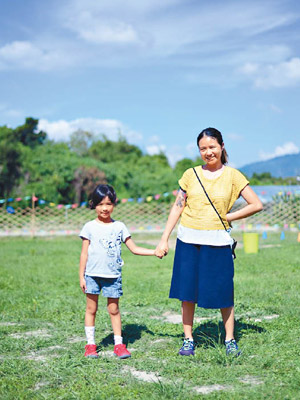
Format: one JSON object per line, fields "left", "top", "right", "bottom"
{"left": 198, "top": 135, "right": 223, "bottom": 167}
{"left": 95, "top": 196, "right": 114, "bottom": 222}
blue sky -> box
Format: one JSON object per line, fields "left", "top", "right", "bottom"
{"left": 1, "top": 0, "right": 300, "bottom": 167}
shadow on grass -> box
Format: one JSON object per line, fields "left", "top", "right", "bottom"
{"left": 98, "top": 323, "right": 156, "bottom": 348}
{"left": 98, "top": 319, "right": 265, "bottom": 349}
{"left": 193, "top": 319, "right": 265, "bottom": 348}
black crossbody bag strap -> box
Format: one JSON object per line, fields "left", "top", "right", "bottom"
{"left": 192, "top": 167, "right": 237, "bottom": 259}
{"left": 192, "top": 168, "right": 227, "bottom": 231}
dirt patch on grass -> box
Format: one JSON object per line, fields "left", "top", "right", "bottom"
{"left": 67, "top": 336, "right": 85, "bottom": 343}
{"left": 34, "top": 381, "right": 49, "bottom": 390}
{"left": 194, "top": 384, "right": 232, "bottom": 395}
{"left": 0, "top": 322, "right": 23, "bottom": 327}
{"left": 239, "top": 375, "right": 264, "bottom": 385}
{"left": 10, "top": 329, "right": 52, "bottom": 339}
{"left": 123, "top": 366, "right": 165, "bottom": 383}
{"left": 253, "top": 314, "right": 279, "bottom": 322}
{"left": 23, "top": 345, "right": 65, "bottom": 362}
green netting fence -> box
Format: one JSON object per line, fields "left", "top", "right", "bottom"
{"left": 1, "top": 198, "right": 299, "bottom": 237}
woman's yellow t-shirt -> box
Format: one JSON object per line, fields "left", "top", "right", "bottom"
{"left": 179, "top": 166, "right": 249, "bottom": 230}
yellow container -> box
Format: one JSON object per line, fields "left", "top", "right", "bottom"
{"left": 243, "top": 233, "right": 259, "bottom": 254}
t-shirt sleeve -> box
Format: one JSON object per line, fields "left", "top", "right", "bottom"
{"left": 178, "top": 168, "right": 192, "bottom": 192}
{"left": 79, "top": 223, "right": 91, "bottom": 240}
{"left": 121, "top": 223, "right": 131, "bottom": 242}
{"left": 232, "top": 169, "right": 249, "bottom": 198}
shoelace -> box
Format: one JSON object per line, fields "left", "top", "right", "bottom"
{"left": 226, "top": 340, "right": 238, "bottom": 352}
{"left": 182, "top": 339, "right": 194, "bottom": 350}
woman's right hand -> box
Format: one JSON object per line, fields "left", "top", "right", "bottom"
{"left": 80, "top": 277, "right": 86, "bottom": 293}
{"left": 155, "top": 240, "right": 169, "bottom": 257}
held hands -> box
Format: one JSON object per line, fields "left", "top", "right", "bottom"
{"left": 154, "top": 240, "right": 169, "bottom": 259}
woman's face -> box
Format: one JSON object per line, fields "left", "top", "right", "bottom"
{"left": 198, "top": 135, "right": 223, "bottom": 167}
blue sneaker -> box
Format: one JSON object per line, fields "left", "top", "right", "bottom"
{"left": 225, "top": 339, "right": 241, "bottom": 357}
{"left": 178, "top": 339, "right": 195, "bottom": 356}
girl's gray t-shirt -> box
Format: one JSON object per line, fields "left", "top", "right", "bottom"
{"left": 79, "top": 220, "right": 131, "bottom": 278}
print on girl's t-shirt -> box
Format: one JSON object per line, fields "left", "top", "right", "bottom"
{"left": 79, "top": 220, "right": 130, "bottom": 278}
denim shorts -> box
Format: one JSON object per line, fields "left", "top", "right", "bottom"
{"left": 85, "top": 275, "right": 123, "bottom": 298}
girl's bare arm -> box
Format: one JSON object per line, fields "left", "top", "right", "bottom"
{"left": 79, "top": 239, "right": 89, "bottom": 293}
{"left": 125, "top": 237, "right": 158, "bottom": 257}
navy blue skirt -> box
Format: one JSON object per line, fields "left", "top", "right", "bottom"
{"left": 169, "top": 239, "right": 234, "bottom": 309}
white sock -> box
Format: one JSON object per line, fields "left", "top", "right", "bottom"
{"left": 85, "top": 326, "right": 95, "bottom": 345}
{"left": 114, "top": 335, "right": 123, "bottom": 345}
{"left": 185, "top": 337, "right": 194, "bottom": 342}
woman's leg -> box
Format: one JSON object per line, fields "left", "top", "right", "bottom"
{"left": 220, "top": 306, "right": 235, "bottom": 341}
{"left": 85, "top": 294, "right": 98, "bottom": 326}
{"left": 107, "top": 298, "right": 121, "bottom": 336}
{"left": 181, "top": 301, "right": 195, "bottom": 339}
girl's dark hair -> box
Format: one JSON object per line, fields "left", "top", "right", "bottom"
{"left": 89, "top": 184, "right": 117, "bottom": 209}
{"left": 197, "top": 127, "right": 228, "bottom": 165}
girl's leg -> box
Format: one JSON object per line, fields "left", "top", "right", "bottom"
{"left": 107, "top": 297, "right": 121, "bottom": 337}
{"left": 108, "top": 297, "right": 131, "bottom": 358}
{"left": 220, "top": 306, "right": 235, "bottom": 341}
{"left": 85, "top": 294, "right": 99, "bottom": 346}
{"left": 181, "top": 301, "right": 195, "bottom": 339}
{"left": 85, "top": 294, "right": 99, "bottom": 326}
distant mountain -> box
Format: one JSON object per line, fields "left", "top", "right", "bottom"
{"left": 239, "top": 153, "right": 300, "bottom": 178}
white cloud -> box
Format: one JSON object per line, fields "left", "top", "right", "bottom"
{"left": 146, "top": 144, "right": 166, "bottom": 155}
{"left": 259, "top": 142, "right": 299, "bottom": 160}
{"left": 0, "top": 40, "right": 70, "bottom": 71}
{"left": 165, "top": 150, "right": 184, "bottom": 167}
{"left": 0, "top": 0, "right": 298, "bottom": 78}
{"left": 186, "top": 141, "right": 198, "bottom": 158}
{"left": 58, "top": 0, "right": 299, "bottom": 65}
{"left": 38, "top": 118, "right": 142, "bottom": 143}
{"left": 65, "top": 9, "right": 140, "bottom": 44}
{"left": 148, "top": 135, "right": 161, "bottom": 144}
{"left": 240, "top": 58, "right": 300, "bottom": 89}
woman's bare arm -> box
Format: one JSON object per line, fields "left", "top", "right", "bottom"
{"left": 226, "top": 185, "right": 263, "bottom": 223}
{"left": 155, "top": 189, "right": 186, "bottom": 256}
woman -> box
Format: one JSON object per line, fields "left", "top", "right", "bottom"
{"left": 156, "top": 127, "right": 262, "bottom": 356}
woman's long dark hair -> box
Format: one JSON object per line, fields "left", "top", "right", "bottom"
{"left": 197, "top": 127, "right": 228, "bottom": 164}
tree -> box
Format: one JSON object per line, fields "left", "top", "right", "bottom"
{"left": 72, "top": 166, "right": 107, "bottom": 204}
{"left": 0, "top": 126, "right": 24, "bottom": 197}
{"left": 14, "top": 117, "right": 47, "bottom": 148}
{"left": 69, "top": 129, "right": 94, "bottom": 156}
{"left": 174, "top": 157, "right": 204, "bottom": 178}
{"left": 88, "top": 134, "right": 142, "bottom": 163}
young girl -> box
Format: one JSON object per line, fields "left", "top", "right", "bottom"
{"left": 79, "top": 184, "right": 161, "bottom": 359}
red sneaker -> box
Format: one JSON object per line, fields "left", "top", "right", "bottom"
{"left": 84, "top": 344, "right": 99, "bottom": 358}
{"left": 114, "top": 344, "right": 131, "bottom": 359}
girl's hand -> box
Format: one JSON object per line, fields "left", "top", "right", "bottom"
{"left": 226, "top": 213, "right": 231, "bottom": 223}
{"left": 80, "top": 277, "right": 86, "bottom": 294}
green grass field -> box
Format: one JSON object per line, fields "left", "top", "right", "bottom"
{"left": 1, "top": 232, "right": 300, "bottom": 399}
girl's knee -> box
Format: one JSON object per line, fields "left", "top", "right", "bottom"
{"left": 107, "top": 301, "right": 119, "bottom": 316}
{"left": 86, "top": 303, "right": 98, "bottom": 316}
